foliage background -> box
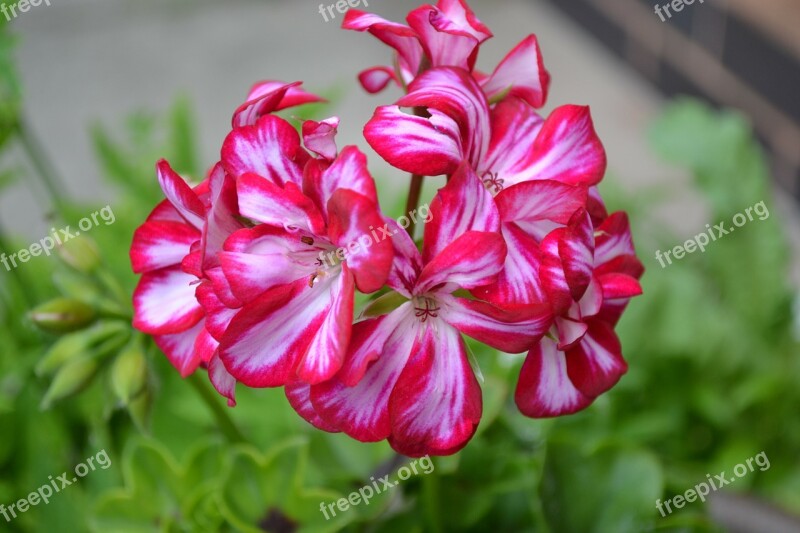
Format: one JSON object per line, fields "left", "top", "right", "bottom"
{"left": 1, "top": 1, "right": 798, "bottom": 532}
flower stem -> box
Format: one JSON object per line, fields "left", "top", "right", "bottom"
{"left": 16, "top": 119, "right": 70, "bottom": 219}
{"left": 404, "top": 106, "right": 431, "bottom": 239}
{"left": 405, "top": 174, "right": 424, "bottom": 238}
{"left": 187, "top": 372, "right": 247, "bottom": 444}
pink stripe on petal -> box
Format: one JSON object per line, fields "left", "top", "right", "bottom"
{"left": 156, "top": 160, "right": 207, "bottom": 230}
{"left": 219, "top": 277, "right": 336, "bottom": 388}
{"left": 441, "top": 294, "right": 551, "bottom": 354}
{"left": 221, "top": 115, "right": 307, "bottom": 187}
{"left": 423, "top": 162, "right": 499, "bottom": 263}
{"left": 311, "top": 315, "right": 418, "bottom": 442}
{"left": 566, "top": 320, "right": 627, "bottom": 399}
{"left": 415, "top": 231, "right": 506, "bottom": 294}
{"left": 358, "top": 66, "right": 399, "bottom": 94}
{"left": 237, "top": 174, "right": 325, "bottom": 234}
{"left": 208, "top": 353, "right": 237, "bottom": 407}
{"left": 523, "top": 105, "right": 607, "bottom": 186}
{"left": 515, "top": 336, "right": 593, "bottom": 418}
{"left": 388, "top": 323, "right": 482, "bottom": 457}
{"left": 482, "top": 35, "right": 550, "bottom": 108}
{"left": 133, "top": 267, "right": 204, "bottom": 335}
{"left": 285, "top": 381, "right": 340, "bottom": 432}
{"left": 296, "top": 265, "right": 355, "bottom": 384}
{"left": 364, "top": 105, "right": 463, "bottom": 177}
{"left": 130, "top": 220, "right": 199, "bottom": 274}
{"left": 153, "top": 321, "right": 207, "bottom": 378}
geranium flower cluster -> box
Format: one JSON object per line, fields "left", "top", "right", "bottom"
{"left": 130, "top": 0, "right": 643, "bottom": 457}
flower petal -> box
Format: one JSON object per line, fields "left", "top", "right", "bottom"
{"left": 566, "top": 320, "right": 627, "bottom": 398}
{"left": 208, "top": 352, "right": 237, "bottom": 407}
{"left": 296, "top": 265, "right": 355, "bottom": 384}
{"left": 302, "top": 117, "right": 340, "bottom": 161}
{"left": 482, "top": 35, "right": 550, "bottom": 108}
{"left": 397, "top": 67, "right": 490, "bottom": 166}
{"left": 519, "top": 105, "right": 607, "bottom": 186}
{"left": 364, "top": 105, "right": 463, "bottom": 177}
{"left": 515, "top": 336, "right": 593, "bottom": 418}
{"left": 481, "top": 97, "right": 544, "bottom": 187}
{"left": 285, "top": 380, "right": 340, "bottom": 432}
{"left": 201, "top": 164, "right": 243, "bottom": 271}
{"left": 327, "top": 189, "right": 394, "bottom": 294}
{"left": 236, "top": 173, "right": 326, "bottom": 234}
{"left": 440, "top": 294, "right": 551, "bottom": 353}
{"left": 195, "top": 280, "right": 239, "bottom": 342}
{"left": 133, "top": 267, "right": 204, "bottom": 335}
{"left": 233, "top": 81, "right": 323, "bottom": 128}
{"left": 388, "top": 322, "right": 482, "bottom": 457}
{"left": 311, "top": 312, "right": 417, "bottom": 442}
{"left": 303, "top": 145, "right": 379, "bottom": 219}
{"left": 221, "top": 115, "right": 308, "bottom": 187}
{"left": 130, "top": 220, "right": 199, "bottom": 274}
{"left": 342, "top": 9, "right": 423, "bottom": 82}
{"left": 358, "top": 66, "right": 399, "bottom": 94}
{"left": 406, "top": 5, "right": 480, "bottom": 71}
{"left": 423, "top": 162, "right": 500, "bottom": 263}
{"left": 156, "top": 160, "right": 207, "bottom": 230}
{"left": 153, "top": 321, "right": 208, "bottom": 378}
{"left": 219, "top": 276, "right": 340, "bottom": 388}
{"left": 495, "top": 180, "right": 587, "bottom": 232}
{"left": 415, "top": 231, "right": 506, "bottom": 294}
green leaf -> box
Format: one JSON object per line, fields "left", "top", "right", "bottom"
{"left": 541, "top": 440, "right": 663, "bottom": 533}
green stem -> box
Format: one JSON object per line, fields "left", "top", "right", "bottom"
{"left": 421, "top": 467, "right": 443, "bottom": 533}
{"left": 405, "top": 174, "right": 424, "bottom": 238}
{"left": 404, "top": 105, "right": 431, "bottom": 239}
{"left": 187, "top": 372, "right": 247, "bottom": 444}
{"left": 16, "top": 119, "right": 70, "bottom": 219}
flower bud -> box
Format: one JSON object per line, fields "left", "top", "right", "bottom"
{"left": 30, "top": 298, "right": 96, "bottom": 334}
{"left": 111, "top": 343, "right": 148, "bottom": 406}
{"left": 36, "top": 321, "right": 130, "bottom": 377}
{"left": 58, "top": 236, "right": 101, "bottom": 273}
{"left": 127, "top": 389, "right": 152, "bottom": 432}
{"left": 40, "top": 357, "right": 98, "bottom": 409}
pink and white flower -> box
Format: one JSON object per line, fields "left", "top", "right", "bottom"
{"left": 343, "top": 1, "right": 549, "bottom": 107}
{"left": 301, "top": 164, "right": 552, "bottom": 456}
{"left": 217, "top": 120, "right": 393, "bottom": 388}
{"left": 515, "top": 207, "right": 644, "bottom": 417}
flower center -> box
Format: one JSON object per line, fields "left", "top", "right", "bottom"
{"left": 481, "top": 171, "right": 504, "bottom": 195}
{"left": 413, "top": 297, "right": 440, "bottom": 323}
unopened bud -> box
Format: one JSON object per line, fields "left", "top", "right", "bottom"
{"left": 40, "top": 357, "right": 98, "bottom": 409}
{"left": 111, "top": 343, "right": 148, "bottom": 406}
{"left": 58, "top": 236, "right": 101, "bottom": 273}
{"left": 30, "top": 298, "right": 96, "bottom": 334}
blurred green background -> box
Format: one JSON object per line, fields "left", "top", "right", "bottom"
{"left": 1, "top": 1, "right": 799, "bottom": 532}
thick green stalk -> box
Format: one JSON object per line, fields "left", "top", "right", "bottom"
{"left": 187, "top": 372, "right": 247, "bottom": 444}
